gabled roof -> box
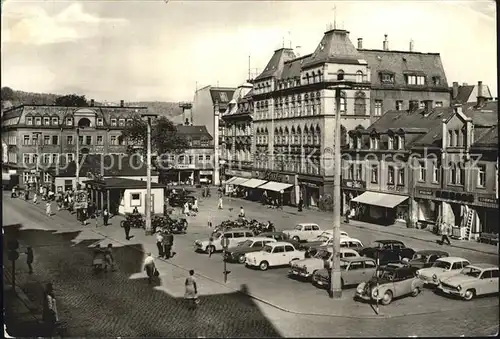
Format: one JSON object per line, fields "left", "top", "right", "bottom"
{"left": 358, "top": 49, "right": 448, "bottom": 89}
{"left": 462, "top": 101, "right": 498, "bottom": 127}
{"left": 210, "top": 87, "right": 236, "bottom": 105}
{"left": 471, "top": 125, "right": 498, "bottom": 148}
{"left": 366, "top": 106, "right": 454, "bottom": 132}
{"left": 255, "top": 48, "right": 296, "bottom": 80}
{"left": 176, "top": 125, "right": 213, "bottom": 140}
{"left": 302, "top": 29, "right": 362, "bottom": 69}
{"left": 452, "top": 85, "right": 475, "bottom": 104}
{"left": 281, "top": 54, "right": 312, "bottom": 80}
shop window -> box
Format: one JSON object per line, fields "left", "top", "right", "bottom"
{"left": 477, "top": 164, "right": 486, "bottom": 187}
{"left": 371, "top": 165, "right": 378, "bottom": 184}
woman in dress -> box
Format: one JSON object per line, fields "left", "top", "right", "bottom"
{"left": 183, "top": 202, "right": 190, "bottom": 216}
{"left": 184, "top": 269, "right": 198, "bottom": 309}
{"left": 45, "top": 201, "right": 52, "bottom": 216}
{"left": 42, "top": 283, "right": 59, "bottom": 334}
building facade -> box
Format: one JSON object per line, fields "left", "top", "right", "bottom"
{"left": 1, "top": 101, "right": 147, "bottom": 187}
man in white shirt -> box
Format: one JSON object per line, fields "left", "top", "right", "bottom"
{"left": 143, "top": 253, "right": 156, "bottom": 284}
{"left": 156, "top": 232, "right": 164, "bottom": 258}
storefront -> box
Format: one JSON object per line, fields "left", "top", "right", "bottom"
{"left": 239, "top": 178, "right": 268, "bottom": 201}
{"left": 435, "top": 190, "right": 475, "bottom": 240}
{"left": 350, "top": 191, "right": 409, "bottom": 226}
{"left": 224, "top": 169, "right": 252, "bottom": 195}
{"left": 298, "top": 176, "right": 321, "bottom": 208}
{"left": 342, "top": 179, "right": 366, "bottom": 215}
{"left": 474, "top": 196, "right": 499, "bottom": 235}
{"left": 254, "top": 170, "right": 297, "bottom": 206}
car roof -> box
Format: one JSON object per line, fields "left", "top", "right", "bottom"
{"left": 272, "top": 242, "right": 296, "bottom": 247}
{"left": 319, "top": 247, "right": 357, "bottom": 253}
{"left": 340, "top": 237, "right": 362, "bottom": 242}
{"left": 297, "top": 223, "right": 319, "bottom": 226}
{"left": 248, "top": 237, "right": 276, "bottom": 241}
{"left": 415, "top": 250, "right": 449, "bottom": 256}
{"left": 437, "top": 257, "right": 469, "bottom": 263}
{"left": 260, "top": 232, "right": 282, "bottom": 236}
{"left": 225, "top": 228, "right": 253, "bottom": 233}
{"left": 375, "top": 240, "right": 404, "bottom": 244}
{"left": 467, "top": 263, "right": 498, "bottom": 270}
{"left": 341, "top": 256, "right": 375, "bottom": 263}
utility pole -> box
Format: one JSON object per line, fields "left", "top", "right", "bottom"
{"left": 32, "top": 132, "right": 42, "bottom": 193}
{"left": 142, "top": 112, "right": 158, "bottom": 235}
{"left": 76, "top": 127, "right": 80, "bottom": 190}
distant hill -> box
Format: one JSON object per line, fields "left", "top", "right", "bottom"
{"left": 127, "top": 101, "right": 184, "bottom": 122}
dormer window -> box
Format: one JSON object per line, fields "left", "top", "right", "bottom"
{"left": 370, "top": 136, "right": 379, "bottom": 149}
{"left": 97, "top": 118, "right": 103, "bottom": 126}
{"left": 35, "top": 117, "right": 42, "bottom": 126}
{"left": 66, "top": 117, "right": 73, "bottom": 126}
{"left": 51, "top": 117, "right": 59, "bottom": 125}
{"left": 337, "top": 70, "right": 345, "bottom": 81}
{"left": 398, "top": 135, "right": 404, "bottom": 149}
{"left": 380, "top": 72, "right": 394, "bottom": 84}
{"left": 43, "top": 116, "right": 50, "bottom": 125}
{"left": 26, "top": 116, "right": 33, "bottom": 125}
{"left": 406, "top": 74, "right": 426, "bottom": 85}
{"left": 432, "top": 76, "right": 441, "bottom": 86}
{"left": 388, "top": 135, "right": 394, "bottom": 149}
{"left": 118, "top": 118, "right": 125, "bottom": 126}
{"left": 111, "top": 118, "right": 117, "bottom": 127}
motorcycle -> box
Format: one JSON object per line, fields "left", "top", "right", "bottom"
{"left": 168, "top": 217, "right": 188, "bottom": 234}
{"left": 120, "top": 213, "right": 145, "bottom": 229}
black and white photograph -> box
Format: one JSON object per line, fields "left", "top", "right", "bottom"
{"left": 2, "top": 0, "right": 498, "bottom": 337}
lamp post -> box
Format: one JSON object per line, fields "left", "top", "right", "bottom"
{"left": 141, "top": 112, "right": 158, "bottom": 235}
{"left": 32, "top": 132, "right": 42, "bottom": 193}
{"left": 328, "top": 84, "right": 351, "bottom": 299}
{"left": 76, "top": 127, "right": 80, "bottom": 190}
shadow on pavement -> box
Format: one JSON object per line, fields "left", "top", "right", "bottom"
{"left": 2, "top": 223, "right": 282, "bottom": 337}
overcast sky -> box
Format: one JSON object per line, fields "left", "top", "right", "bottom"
{"left": 1, "top": 0, "right": 497, "bottom": 102}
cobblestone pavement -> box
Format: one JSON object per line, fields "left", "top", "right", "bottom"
{"left": 4, "top": 193, "right": 499, "bottom": 336}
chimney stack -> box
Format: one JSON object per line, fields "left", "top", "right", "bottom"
{"left": 120, "top": 100, "right": 124, "bottom": 107}
{"left": 383, "top": 34, "right": 389, "bottom": 51}
{"left": 477, "top": 81, "right": 486, "bottom": 107}
{"left": 357, "top": 38, "right": 363, "bottom": 49}
{"left": 90, "top": 99, "right": 95, "bottom": 107}
{"left": 452, "top": 82, "right": 459, "bottom": 99}
{"left": 463, "top": 83, "right": 468, "bottom": 86}
{"left": 409, "top": 39, "right": 414, "bottom": 52}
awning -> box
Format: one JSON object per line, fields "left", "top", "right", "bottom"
{"left": 240, "top": 178, "right": 267, "bottom": 188}
{"left": 225, "top": 176, "right": 242, "bottom": 185}
{"left": 258, "top": 181, "right": 293, "bottom": 192}
{"left": 351, "top": 191, "right": 408, "bottom": 209}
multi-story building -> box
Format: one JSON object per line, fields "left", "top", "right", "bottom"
{"left": 357, "top": 35, "right": 450, "bottom": 118}
{"left": 250, "top": 28, "right": 373, "bottom": 207}
{"left": 157, "top": 125, "right": 214, "bottom": 185}
{"left": 1, "top": 100, "right": 147, "bottom": 187}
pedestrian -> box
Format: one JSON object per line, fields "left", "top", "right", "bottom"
{"left": 133, "top": 206, "right": 139, "bottom": 214}
{"left": 95, "top": 213, "right": 101, "bottom": 228}
{"left": 183, "top": 202, "right": 190, "bottom": 216}
{"left": 42, "top": 283, "right": 59, "bottom": 334}
{"left": 192, "top": 198, "right": 199, "bottom": 213}
{"left": 184, "top": 269, "right": 199, "bottom": 309}
{"left": 104, "top": 244, "right": 116, "bottom": 272}
{"left": 45, "top": 202, "right": 52, "bottom": 216}
{"left": 239, "top": 206, "right": 245, "bottom": 218}
{"left": 208, "top": 236, "right": 214, "bottom": 258}
{"left": 33, "top": 193, "right": 38, "bottom": 204}
{"left": 156, "top": 231, "right": 165, "bottom": 258}
{"left": 440, "top": 222, "right": 452, "bottom": 245}
{"left": 218, "top": 197, "right": 223, "bottom": 210}
{"left": 164, "top": 231, "right": 174, "bottom": 259}
{"left": 345, "top": 208, "right": 350, "bottom": 223}
{"left": 123, "top": 218, "right": 131, "bottom": 240}
{"left": 24, "top": 189, "right": 29, "bottom": 201}
{"left": 143, "top": 252, "right": 156, "bottom": 284}
{"left": 103, "top": 208, "right": 109, "bottom": 226}
{"left": 25, "top": 246, "right": 34, "bottom": 274}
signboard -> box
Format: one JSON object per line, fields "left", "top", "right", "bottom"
{"left": 387, "top": 185, "right": 405, "bottom": 192}
{"left": 262, "top": 170, "right": 284, "bottom": 182}
{"left": 478, "top": 197, "right": 498, "bottom": 204}
{"left": 199, "top": 170, "right": 213, "bottom": 175}
{"left": 73, "top": 190, "right": 88, "bottom": 209}
{"left": 416, "top": 189, "right": 434, "bottom": 196}
{"left": 226, "top": 169, "right": 252, "bottom": 178}
{"left": 342, "top": 179, "right": 366, "bottom": 189}
{"left": 436, "top": 190, "right": 474, "bottom": 203}
{"left": 177, "top": 164, "right": 196, "bottom": 169}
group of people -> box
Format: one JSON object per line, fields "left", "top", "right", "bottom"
{"left": 155, "top": 228, "right": 174, "bottom": 259}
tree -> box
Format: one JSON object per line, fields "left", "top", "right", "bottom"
{"left": 55, "top": 94, "right": 89, "bottom": 107}
{"left": 121, "top": 116, "right": 189, "bottom": 166}
{"left": 1, "top": 87, "right": 15, "bottom": 101}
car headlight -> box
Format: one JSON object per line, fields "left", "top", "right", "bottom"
{"left": 415, "top": 270, "right": 420, "bottom": 277}
{"left": 372, "top": 289, "right": 378, "bottom": 298}
{"left": 356, "top": 285, "right": 364, "bottom": 294}
{"left": 457, "top": 285, "right": 462, "bottom": 291}
{"left": 432, "top": 274, "right": 437, "bottom": 281}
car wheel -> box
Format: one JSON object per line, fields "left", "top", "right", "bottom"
{"left": 259, "top": 261, "right": 269, "bottom": 271}
{"left": 292, "top": 236, "right": 300, "bottom": 242}
{"left": 463, "top": 289, "right": 475, "bottom": 301}
{"left": 381, "top": 290, "right": 393, "bottom": 305}
{"left": 411, "top": 286, "right": 420, "bottom": 297}
{"left": 238, "top": 255, "right": 246, "bottom": 264}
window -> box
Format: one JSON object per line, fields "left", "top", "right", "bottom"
{"left": 398, "top": 135, "right": 404, "bottom": 149}
{"left": 480, "top": 270, "right": 492, "bottom": 279}
{"left": 86, "top": 136, "right": 92, "bottom": 145}
{"left": 43, "top": 153, "right": 51, "bottom": 163}
{"left": 454, "top": 130, "right": 459, "bottom": 147}
{"left": 198, "top": 155, "right": 204, "bottom": 161}
{"left": 23, "top": 153, "right": 30, "bottom": 164}
{"left": 355, "top": 164, "right": 362, "bottom": 180}
{"left": 220, "top": 92, "right": 228, "bottom": 102}
{"left": 416, "top": 76, "right": 425, "bottom": 85}
{"left": 23, "top": 135, "right": 30, "bottom": 145}
{"left": 188, "top": 156, "right": 193, "bottom": 164}
{"left": 130, "top": 193, "right": 141, "bottom": 207}
{"left": 201, "top": 138, "right": 209, "bottom": 147}
{"left": 67, "top": 136, "right": 74, "bottom": 145}
{"left": 96, "top": 136, "right": 103, "bottom": 145}
{"left": 52, "top": 136, "right": 59, "bottom": 145}
{"left": 432, "top": 76, "right": 441, "bottom": 86}
{"left": 381, "top": 73, "right": 394, "bottom": 84}
{"left": 348, "top": 164, "right": 354, "bottom": 179}
{"left": 370, "top": 136, "right": 378, "bottom": 149}
{"left": 67, "top": 153, "right": 74, "bottom": 162}
{"left": 449, "top": 163, "right": 457, "bottom": 184}
{"left": 312, "top": 225, "right": 320, "bottom": 231}
{"left": 52, "top": 153, "right": 58, "bottom": 164}
{"left": 354, "top": 92, "right": 366, "bottom": 115}
{"left": 374, "top": 100, "right": 383, "bottom": 116}
{"left": 285, "top": 245, "right": 295, "bottom": 252}
{"left": 51, "top": 117, "right": 59, "bottom": 125}
{"left": 458, "top": 164, "right": 465, "bottom": 185}
{"left": 97, "top": 118, "right": 103, "bottom": 126}
{"left": 44, "top": 135, "right": 50, "bottom": 145}
{"left": 388, "top": 166, "right": 395, "bottom": 184}
{"left": 110, "top": 136, "right": 118, "bottom": 145}
{"left": 491, "top": 270, "right": 499, "bottom": 278}
{"left": 66, "top": 117, "right": 73, "bottom": 126}
{"left": 451, "top": 262, "right": 462, "bottom": 270}
{"left": 35, "top": 117, "right": 42, "bottom": 126}
{"left": 304, "top": 225, "right": 312, "bottom": 231}
{"left": 477, "top": 164, "right": 486, "bottom": 187}
{"left": 349, "top": 262, "right": 363, "bottom": 270}
{"left": 337, "top": 70, "right": 344, "bottom": 81}
{"left": 419, "top": 162, "right": 426, "bottom": 182}
{"left": 388, "top": 136, "right": 394, "bottom": 150}
{"left": 339, "top": 91, "right": 346, "bottom": 113}
{"left": 233, "top": 232, "right": 245, "bottom": 238}
{"left": 179, "top": 155, "right": 185, "bottom": 163}
{"left": 356, "top": 71, "right": 363, "bottom": 83}
{"left": 433, "top": 162, "right": 439, "bottom": 183}
{"left": 371, "top": 165, "right": 378, "bottom": 184}
{"left": 26, "top": 116, "right": 33, "bottom": 125}
{"left": 398, "top": 168, "right": 405, "bottom": 185}
{"left": 79, "top": 135, "right": 84, "bottom": 145}
{"left": 407, "top": 75, "right": 417, "bottom": 85}
{"left": 435, "top": 101, "right": 443, "bottom": 108}
{"left": 111, "top": 119, "right": 117, "bottom": 127}
{"left": 43, "top": 117, "right": 50, "bottom": 125}
{"left": 396, "top": 101, "right": 403, "bottom": 110}
{"left": 205, "top": 155, "right": 211, "bottom": 161}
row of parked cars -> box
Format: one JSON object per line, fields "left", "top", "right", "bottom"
{"left": 193, "top": 223, "right": 499, "bottom": 305}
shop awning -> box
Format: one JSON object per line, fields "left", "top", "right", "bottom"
{"left": 240, "top": 178, "right": 267, "bottom": 188}
{"left": 351, "top": 191, "right": 408, "bottom": 209}
{"left": 225, "top": 176, "right": 244, "bottom": 185}
{"left": 258, "top": 181, "right": 293, "bottom": 192}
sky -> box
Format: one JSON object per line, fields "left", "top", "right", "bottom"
{"left": 1, "top": 0, "right": 497, "bottom": 102}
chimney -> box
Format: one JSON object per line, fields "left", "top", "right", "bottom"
{"left": 424, "top": 100, "right": 433, "bottom": 113}
{"left": 90, "top": 99, "right": 95, "bottom": 107}
{"left": 477, "top": 81, "right": 486, "bottom": 107}
{"left": 409, "top": 39, "right": 414, "bottom": 52}
{"left": 357, "top": 38, "right": 363, "bottom": 49}
{"left": 383, "top": 34, "right": 389, "bottom": 51}
{"left": 452, "top": 82, "right": 459, "bottom": 99}
{"left": 463, "top": 83, "right": 468, "bottom": 86}
{"left": 120, "top": 100, "right": 124, "bottom": 107}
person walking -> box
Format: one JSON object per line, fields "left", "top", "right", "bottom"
{"left": 104, "top": 244, "right": 116, "bottom": 272}
{"left": 345, "top": 208, "right": 350, "bottom": 224}
{"left": 25, "top": 246, "right": 34, "bottom": 274}
{"left": 164, "top": 231, "right": 174, "bottom": 259}
{"left": 207, "top": 236, "right": 214, "bottom": 258}
{"left": 123, "top": 219, "right": 131, "bottom": 240}
{"left": 218, "top": 197, "right": 223, "bottom": 210}
{"left": 183, "top": 202, "right": 190, "bottom": 216}
{"left": 156, "top": 231, "right": 165, "bottom": 258}
{"left": 440, "top": 222, "right": 452, "bottom": 245}
{"left": 239, "top": 206, "right": 245, "bottom": 218}
{"left": 192, "top": 198, "right": 199, "bottom": 213}
{"left": 45, "top": 201, "right": 52, "bottom": 216}
{"left": 33, "top": 192, "right": 38, "bottom": 204}
{"left": 103, "top": 208, "right": 109, "bottom": 226}
{"left": 143, "top": 253, "right": 156, "bottom": 284}
{"left": 42, "top": 283, "right": 59, "bottom": 334}
{"left": 184, "top": 269, "right": 199, "bottom": 309}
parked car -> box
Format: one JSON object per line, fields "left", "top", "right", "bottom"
{"left": 408, "top": 250, "right": 449, "bottom": 270}
{"left": 437, "top": 264, "right": 499, "bottom": 301}
{"left": 306, "top": 237, "right": 364, "bottom": 258}
{"left": 283, "top": 223, "right": 323, "bottom": 242}
{"left": 289, "top": 248, "right": 360, "bottom": 279}
{"left": 358, "top": 240, "right": 415, "bottom": 265}
{"left": 312, "top": 257, "right": 378, "bottom": 288}
{"left": 169, "top": 193, "right": 195, "bottom": 207}
{"left": 416, "top": 257, "right": 471, "bottom": 286}
{"left": 355, "top": 263, "right": 424, "bottom": 305}
{"left": 259, "top": 231, "right": 303, "bottom": 249}
{"left": 224, "top": 237, "right": 277, "bottom": 263}
{"left": 301, "top": 231, "right": 349, "bottom": 250}
{"left": 245, "top": 242, "right": 306, "bottom": 271}
{"left": 194, "top": 229, "right": 255, "bottom": 253}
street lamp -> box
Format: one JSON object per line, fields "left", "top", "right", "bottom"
{"left": 328, "top": 83, "right": 351, "bottom": 299}
{"left": 141, "top": 112, "right": 159, "bottom": 236}
{"left": 76, "top": 127, "right": 81, "bottom": 190}
{"left": 32, "top": 132, "right": 42, "bottom": 193}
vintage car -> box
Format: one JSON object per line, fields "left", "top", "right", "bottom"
{"left": 358, "top": 240, "right": 415, "bottom": 265}
{"left": 289, "top": 247, "right": 360, "bottom": 279}
{"left": 245, "top": 242, "right": 306, "bottom": 271}
{"left": 169, "top": 193, "right": 196, "bottom": 207}
{"left": 259, "top": 231, "right": 302, "bottom": 249}
{"left": 437, "top": 264, "right": 499, "bottom": 301}
{"left": 408, "top": 250, "right": 449, "bottom": 270}
{"left": 306, "top": 237, "right": 364, "bottom": 258}
{"left": 300, "top": 231, "right": 349, "bottom": 250}
{"left": 355, "top": 263, "right": 424, "bottom": 305}
{"left": 282, "top": 223, "right": 323, "bottom": 242}
{"left": 312, "top": 257, "right": 378, "bottom": 288}
{"left": 224, "top": 237, "right": 277, "bottom": 263}
{"left": 194, "top": 228, "right": 255, "bottom": 253}
{"left": 416, "top": 257, "right": 470, "bottom": 286}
